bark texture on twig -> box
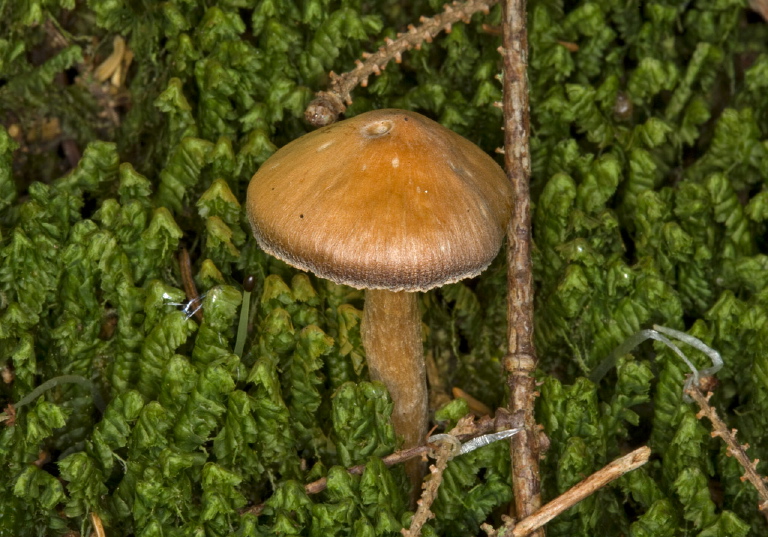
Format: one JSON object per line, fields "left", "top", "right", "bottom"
{"left": 686, "top": 382, "right": 768, "bottom": 514}
{"left": 305, "top": 0, "right": 498, "bottom": 127}
{"left": 500, "top": 0, "right": 539, "bottom": 520}
{"left": 500, "top": 0, "right": 542, "bottom": 531}
{"left": 481, "top": 446, "right": 651, "bottom": 536}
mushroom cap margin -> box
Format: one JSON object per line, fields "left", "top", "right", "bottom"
{"left": 246, "top": 109, "right": 512, "bottom": 292}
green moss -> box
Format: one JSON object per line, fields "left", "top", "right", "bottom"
{"left": 1, "top": 0, "right": 768, "bottom": 535}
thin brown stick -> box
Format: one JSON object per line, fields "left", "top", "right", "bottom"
{"left": 178, "top": 247, "right": 204, "bottom": 323}
{"left": 482, "top": 447, "right": 651, "bottom": 537}
{"left": 453, "top": 386, "right": 494, "bottom": 416}
{"left": 304, "top": 0, "right": 498, "bottom": 127}
{"left": 686, "top": 382, "right": 768, "bottom": 514}
{"left": 241, "top": 447, "right": 434, "bottom": 517}
{"left": 242, "top": 415, "right": 499, "bottom": 517}
{"left": 556, "top": 40, "right": 579, "bottom": 52}
{"left": 90, "top": 511, "right": 106, "bottom": 537}
{"left": 500, "top": 0, "right": 542, "bottom": 531}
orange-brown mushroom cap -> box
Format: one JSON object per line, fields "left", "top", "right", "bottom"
{"left": 246, "top": 109, "right": 512, "bottom": 292}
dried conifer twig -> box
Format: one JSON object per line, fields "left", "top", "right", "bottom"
{"left": 481, "top": 447, "right": 651, "bottom": 536}
{"left": 402, "top": 438, "right": 460, "bottom": 537}
{"left": 499, "top": 0, "right": 542, "bottom": 531}
{"left": 686, "top": 381, "right": 768, "bottom": 514}
{"left": 305, "top": 0, "right": 499, "bottom": 127}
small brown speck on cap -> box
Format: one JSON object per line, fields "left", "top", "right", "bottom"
{"left": 246, "top": 109, "right": 512, "bottom": 292}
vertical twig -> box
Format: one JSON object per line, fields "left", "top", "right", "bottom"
{"left": 402, "top": 440, "right": 458, "bottom": 537}
{"left": 500, "top": 0, "right": 543, "bottom": 532}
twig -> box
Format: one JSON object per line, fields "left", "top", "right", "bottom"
{"left": 90, "top": 512, "right": 106, "bottom": 537}
{"left": 402, "top": 439, "right": 459, "bottom": 537}
{"left": 686, "top": 381, "right": 768, "bottom": 514}
{"left": 452, "top": 386, "right": 493, "bottom": 416}
{"left": 178, "top": 247, "right": 204, "bottom": 323}
{"left": 499, "top": 0, "right": 542, "bottom": 531}
{"left": 556, "top": 40, "right": 579, "bottom": 52}
{"left": 481, "top": 447, "right": 651, "bottom": 536}
{"left": 304, "top": 0, "right": 498, "bottom": 127}
{"left": 593, "top": 329, "right": 768, "bottom": 517}
{"left": 242, "top": 415, "right": 499, "bottom": 516}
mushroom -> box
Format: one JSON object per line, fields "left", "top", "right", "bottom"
{"left": 246, "top": 109, "right": 512, "bottom": 493}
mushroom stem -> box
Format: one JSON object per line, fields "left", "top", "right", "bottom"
{"left": 361, "top": 289, "right": 427, "bottom": 498}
